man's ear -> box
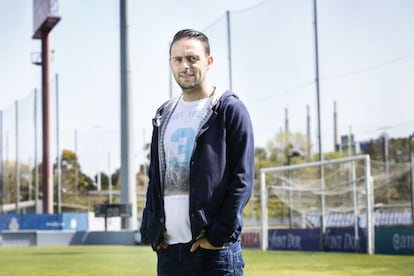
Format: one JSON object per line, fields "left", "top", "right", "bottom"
{"left": 207, "top": 55, "right": 214, "bottom": 69}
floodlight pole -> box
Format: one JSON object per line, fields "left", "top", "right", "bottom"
{"left": 226, "top": 10, "right": 233, "bottom": 91}
{"left": 34, "top": 89, "right": 40, "bottom": 213}
{"left": 312, "top": 0, "right": 326, "bottom": 250}
{"left": 0, "top": 110, "right": 3, "bottom": 214}
{"left": 15, "top": 101, "right": 20, "bottom": 213}
{"left": 41, "top": 32, "right": 53, "bottom": 213}
{"left": 410, "top": 133, "right": 414, "bottom": 225}
{"left": 56, "top": 73, "right": 62, "bottom": 213}
{"left": 32, "top": 0, "right": 60, "bottom": 214}
{"left": 119, "top": 0, "right": 137, "bottom": 230}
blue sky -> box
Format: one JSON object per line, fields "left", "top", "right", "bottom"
{"left": 1, "top": 0, "right": 414, "bottom": 176}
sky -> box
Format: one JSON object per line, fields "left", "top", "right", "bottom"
{"left": 1, "top": 0, "right": 414, "bottom": 176}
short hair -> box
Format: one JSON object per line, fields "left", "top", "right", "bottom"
{"left": 169, "top": 29, "right": 210, "bottom": 57}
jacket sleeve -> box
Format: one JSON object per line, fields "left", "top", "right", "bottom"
{"left": 140, "top": 108, "right": 165, "bottom": 247}
{"left": 206, "top": 99, "right": 255, "bottom": 247}
{"left": 140, "top": 127, "right": 157, "bottom": 245}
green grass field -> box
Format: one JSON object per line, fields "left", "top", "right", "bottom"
{"left": 0, "top": 246, "right": 413, "bottom": 275}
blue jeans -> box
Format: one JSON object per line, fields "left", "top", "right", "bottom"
{"left": 157, "top": 239, "right": 245, "bottom": 276}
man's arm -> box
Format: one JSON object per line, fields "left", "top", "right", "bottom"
{"left": 205, "top": 100, "right": 255, "bottom": 247}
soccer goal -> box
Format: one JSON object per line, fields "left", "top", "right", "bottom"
{"left": 259, "top": 155, "right": 374, "bottom": 254}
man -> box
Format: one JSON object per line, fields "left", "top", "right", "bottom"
{"left": 140, "top": 29, "right": 254, "bottom": 276}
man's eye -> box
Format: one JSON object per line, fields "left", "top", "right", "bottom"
{"left": 187, "top": 56, "right": 199, "bottom": 63}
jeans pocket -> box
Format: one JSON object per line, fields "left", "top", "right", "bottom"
{"left": 193, "top": 247, "right": 231, "bottom": 274}
{"left": 192, "top": 240, "right": 245, "bottom": 275}
{"left": 233, "top": 247, "right": 245, "bottom": 275}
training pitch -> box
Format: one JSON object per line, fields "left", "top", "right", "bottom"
{"left": 0, "top": 246, "right": 413, "bottom": 275}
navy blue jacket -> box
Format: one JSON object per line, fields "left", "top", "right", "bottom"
{"left": 140, "top": 90, "right": 254, "bottom": 249}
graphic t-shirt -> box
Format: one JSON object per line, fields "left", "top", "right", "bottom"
{"left": 163, "top": 96, "right": 211, "bottom": 244}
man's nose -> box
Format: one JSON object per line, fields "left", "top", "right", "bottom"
{"left": 181, "top": 60, "right": 190, "bottom": 70}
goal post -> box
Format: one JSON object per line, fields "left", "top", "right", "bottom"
{"left": 260, "top": 154, "right": 374, "bottom": 254}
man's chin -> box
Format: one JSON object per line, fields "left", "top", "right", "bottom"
{"left": 179, "top": 84, "right": 198, "bottom": 91}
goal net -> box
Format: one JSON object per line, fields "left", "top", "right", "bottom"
{"left": 259, "top": 155, "right": 374, "bottom": 254}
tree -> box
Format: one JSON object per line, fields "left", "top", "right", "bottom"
{"left": 111, "top": 168, "right": 120, "bottom": 189}
{"left": 53, "top": 149, "right": 94, "bottom": 194}
{"left": 1, "top": 160, "right": 32, "bottom": 204}
{"left": 266, "top": 131, "right": 308, "bottom": 165}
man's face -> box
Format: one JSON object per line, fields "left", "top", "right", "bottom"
{"left": 169, "top": 38, "right": 213, "bottom": 91}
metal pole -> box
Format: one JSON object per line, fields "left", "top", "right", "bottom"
{"left": 108, "top": 151, "right": 113, "bottom": 204}
{"left": 306, "top": 105, "right": 311, "bottom": 161}
{"left": 312, "top": 0, "right": 326, "bottom": 250}
{"left": 41, "top": 34, "right": 53, "bottom": 214}
{"left": 288, "top": 155, "right": 293, "bottom": 228}
{"left": 0, "top": 110, "right": 3, "bottom": 213}
{"left": 33, "top": 89, "right": 40, "bottom": 214}
{"left": 27, "top": 157, "right": 32, "bottom": 201}
{"left": 365, "top": 155, "right": 374, "bottom": 254}
{"left": 74, "top": 129, "right": 78, "bottom": 196}
{"left": 410, "top": 134, "right": 414, "bottom": 225}
{"left": 56, "top": 73, "right": 62, "bottom": 213}
{"left": 120, "top": 0, "right": 137, "bottom": 230}
{"left": 334, "top": 101, "right": 338, "bottom": 151}
{"left": 313, "top": 0, "right": 322, "bottom": 162}
{"left": 383, "top": 134, "right": 390, "bottom": 203}
{"left": 5, "top": 131, "right": 9, "bottom": 206}
{"left": 226, "top": 10, "right": 233, "bottom": 91}
{"left": 349, "top": 127, "right": 359, "bottom": 251}
{"left": 15, "top": 101, "right": 20, "bottom": 213}
{"left": 95, "top": 127, "right": 101, "bottom": 191}
{"left": 260, "top": 170, "right": 268, "bottom": 250}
